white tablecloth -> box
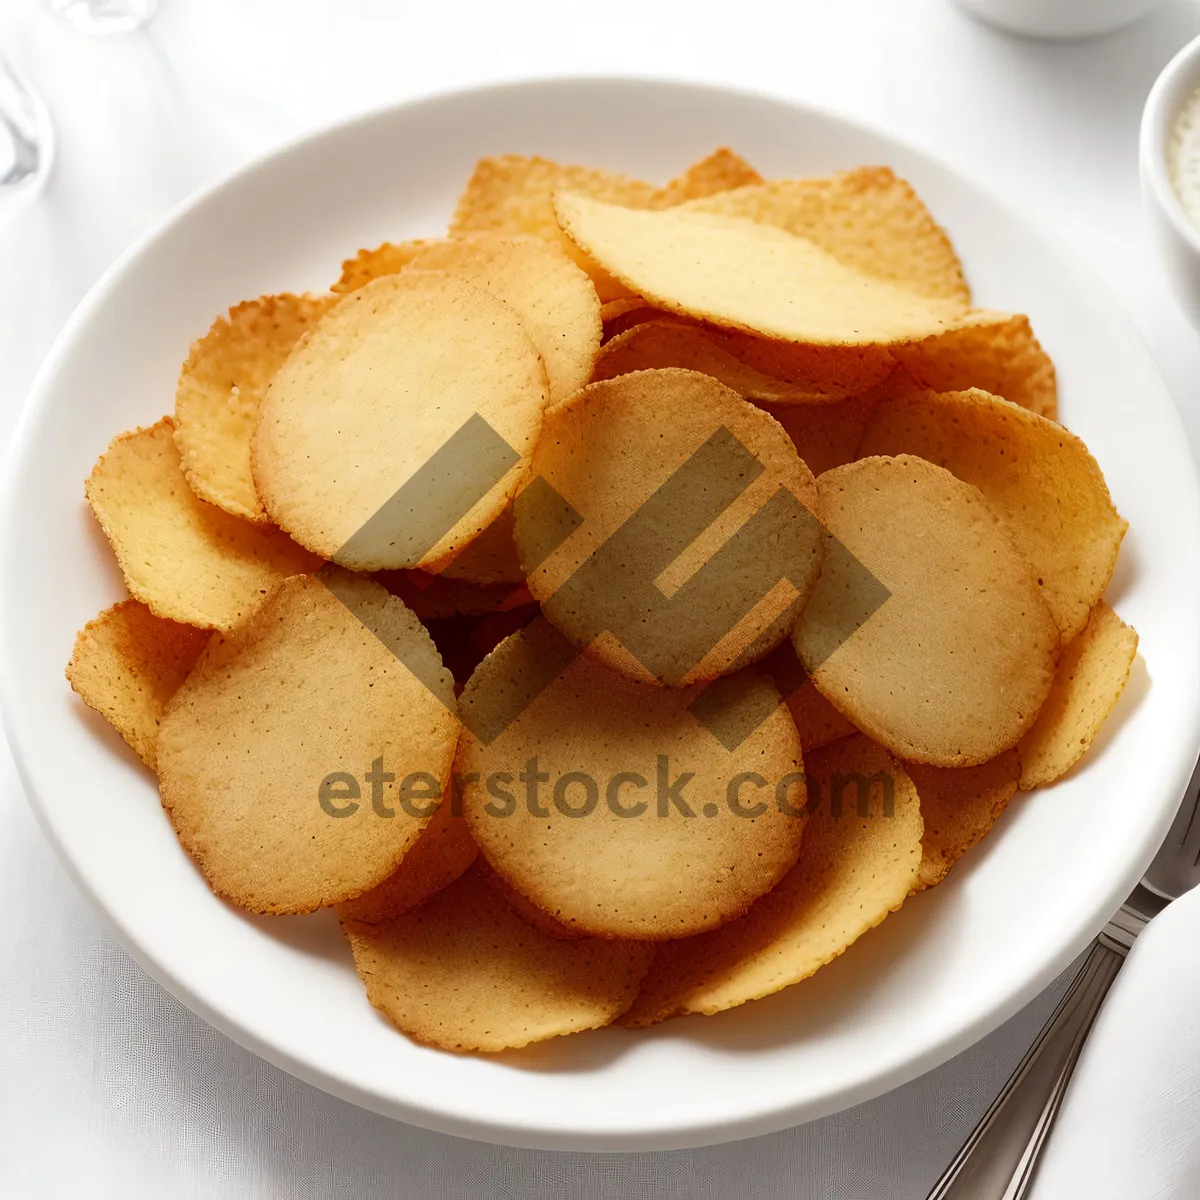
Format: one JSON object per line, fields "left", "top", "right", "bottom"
{"left": 2, "top": 0, "right": 1198, "bottom": 1194}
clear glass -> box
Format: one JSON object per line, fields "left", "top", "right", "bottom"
{"left": 0, "top": 57, "right": 52, "bottom": 195}
{"left": 45, "top": 0, "right": 158, "bottom": 35}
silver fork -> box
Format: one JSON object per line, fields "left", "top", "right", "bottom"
{"left": 926, "top": 751, "right": 1200, "bottom": 1199}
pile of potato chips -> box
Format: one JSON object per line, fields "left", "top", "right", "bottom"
{"left": 66, "top": 147, "right": 1139, "bottom": 1054}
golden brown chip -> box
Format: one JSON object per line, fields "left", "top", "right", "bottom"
{"left": 65, "top": 599, "right": 210, "bottom": 771}
{"left": 683, "top": 166, "right": 969, "bottom": 304}
{"left": 335, "top": 798, "right": 477, "bottom": 923}
{"left": 174, "top": 294, "right": 335, "bottom": 522}
{"left": 449, "top": 150, "right": 760, "bottom": 303}
{"left": 857, "top": 388, "right": 1125, "bottom": 642}
{"left": 758, "top": 367, "right": 925, "bottom": 476}
{"left": 451, "top": 153, "right": 660, "bottom": 236}
{"left": 621, "top": 734, "right": 922, "bottom": 1026}
{"left": 1018, "top": 602, "right": 1138, "bottom": 789}
{"left": 892, "top": 312, "right": 1057, "bottom": 420}
{"left": 908, "top": 750, "right": 1020, "bottom": 891}
{"left": 657, "top": 147, "right": 763, "bottom": 204}
{"left": 760, "top": 641, "right": 857, "bottom": 753}
{"left": 457, "top": 620, "right": 808, "bottom": 940}
{"left": 436, "top": 502, "right": 525, "bottom": 585}
{"left": 421, "top": 601, "right": 542, "bottom": 693}
{"left": 451, "top": 150, "right": 759, "bottom": 240}
{"left": 592, "top": 320, "right": 833, "bottom": 404}
{"left": 86, "top": 418, "right": 321, "bottom": 630}
{"left": 252, "top": 271, "right": 550, "bottom": 572}
{"left": 374, "top": 569, "right": 530, "bottom": 621}
{"left": 342, "top": 867, "right": 654, "bottom": 1052}
{"left": 794, "top": 455, "right": 1060, "bottom": 767}
{"left": 704, "top": 328, "right": 898, "bottom": 400}
{"left": 599, "top": 296, "right": 650, "bottom": 330}
{"left": 475, "top": 854, "right": 583, "bottom": 939}
{"left": 156, "top": 572, "right": 460, "bottom": 914}
{"left": 331, "top": 239, "right": 435, "bottom": 294}
{"left": 787, "top": 679, "right": 858, "bottom": 753}
{"left": 782, "top": 681, "right": 859, "bottom": 753}
{"left": 555, "top": 194, "right": 969, "bottom": 346}
{"left": 760, "top": 390, "right": 884, "bottom": 476}
{"left": 516, "top": 368, "right": 823, "bottom": 686}
{"left": 400, "top": 236, "right": 600, "bottom": 404}
{"left": 449, "top": 153, "right": 657, "bottom": 302}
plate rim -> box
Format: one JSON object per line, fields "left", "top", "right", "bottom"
{"left": 4, "top": 73, "right": 1200, "bottom": 1151}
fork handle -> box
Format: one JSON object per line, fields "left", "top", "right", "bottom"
{"left": 926, "top": 939, "right": 1128, "bottom": 1199}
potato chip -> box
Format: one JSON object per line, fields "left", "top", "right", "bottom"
{"left": 436, "top": 502, "right": 525, "bottom": 585}
{"left": 595, "top": 312, "right": 902, "bottom": 410}
{"left": 394, "top": 236, "right": 601, "bottom": 404}
{"left": 450, "top": 154, "right": 657, "bottom": 302}
{"left": 596, "top": 319, "right": 895, "bottom": 407}
{"left": 658, "top": 146, "right": 763, "bottom": 202}
{"left": 592, "top": 320, "right": 834, "bottom": 404}
{"left": 621, "top": 735, "right": 922, "bottom": 1026}
{"left": 174, "top": 294, "right": 335, "bottom": 522}
{"left": 86, "top": 418, "right": 320, "bottom": 630}
{"left": 252, "top": 271, "right": 550, "bottom": 572}
{"left": 451, "top": 153, "right": 660, "bottom": 239}
{"left": 331, "top": 239, "right": 435, "bottom": 294}
{"left": 857, "top": 388, "right": 1125, "bottom": 642}
{"left": 555, "top": 193, "right": 969, "bottom": 346}
{"left": 704, "top": 328, "right": 898, "bottom": 399}
{"left": 342, "top": 868, "right": 653, "bottom": 1052}
{"left": 1018, "top": 602, "right": 1138, "bottom": 789}
{"left": 755, "top": 367, "right": 922, "bottom": 477}
{"left": 65, "top": 599, "right": 210, "bottom": 770}
{"left": 475, "top": 855, "right": 582, "bottom": 939}
{"left": 684, "top": 166, "right": 969, "bottom": 304}
{"left": 457, "top": 620, "right": 807, "bottom": 939}
{"left": 451, "top": 150, "right": 760, "bottom": 240}
{"left": 423, "top": 603, "right": 542, "bottom": 691}
{"left": 908, "top": 750, "right": 1020, "bottom": 891}
{"left": 516, "top": 368, "right": 823, "bottom": 686}
{"left": 892, "top": 312, "right": 1057, "bottom": 420}
{"left": 156, "top": 572, "right": 460, "bottom": 914}
{"left": 335, "top": 798, "right": 477, "bottom": 924}
{"left": 374, "top": 569, "right": 529, "bottom": 621}
{"left": 794, "top": 455, "right": 1059, "bottom": 766}
{"left": 602, "top": 311, "right": 661, "bottom": 345}
{"left": 760, "top": 390, "right": 885, "bottom": 476}
{"left": 760, "top": 641, "right": 857, "bottom": 752}
{"left": 596, "top": 315, "right": 897, "bottom": 401}
{"left": 599, "top": 296, "right": 650, "bottom": 331}
{"left": 449, "top": 149, "right": 761, "bottom": 303}
{"left": 786, "top": 680, "right": 858, "bottom": 753}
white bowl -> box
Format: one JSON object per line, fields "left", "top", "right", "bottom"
{"left": 1142, "top": 34, "right": 1200, "bottom": 330}
{"left": 3, "top": 78, "right": 1199, "bottom": 1151}
{"left": 957, "top": 0, "right": 1165, "bottom": 40}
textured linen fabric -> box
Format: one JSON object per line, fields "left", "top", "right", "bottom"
{"left": 4, "top": 0, "right": 1200, "bottom": 1195}
{"left": 1029, "top": 885, "right": 1200, "bottom": 1200}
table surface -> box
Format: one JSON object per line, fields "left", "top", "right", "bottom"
{"left": 1, "top": 0, "right": 1196, "bottom": 1195}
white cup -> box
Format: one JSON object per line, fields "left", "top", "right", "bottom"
{"left": 956, "top": 0, "right": 1166, "bottom": 40}
{"left": 1142, "top": 34, "right": 1200, "bottom": 331}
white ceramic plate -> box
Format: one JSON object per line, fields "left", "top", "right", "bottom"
{"left": 3, "top": 78, "right": 1198, "bottom": 1152}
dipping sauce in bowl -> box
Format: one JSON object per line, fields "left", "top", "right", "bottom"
{"left": 1141, "top": 34, "right": 1200, "bottom": 329}
{"left": 1168, "top": 86, "right": 1200, "bottom": 231}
